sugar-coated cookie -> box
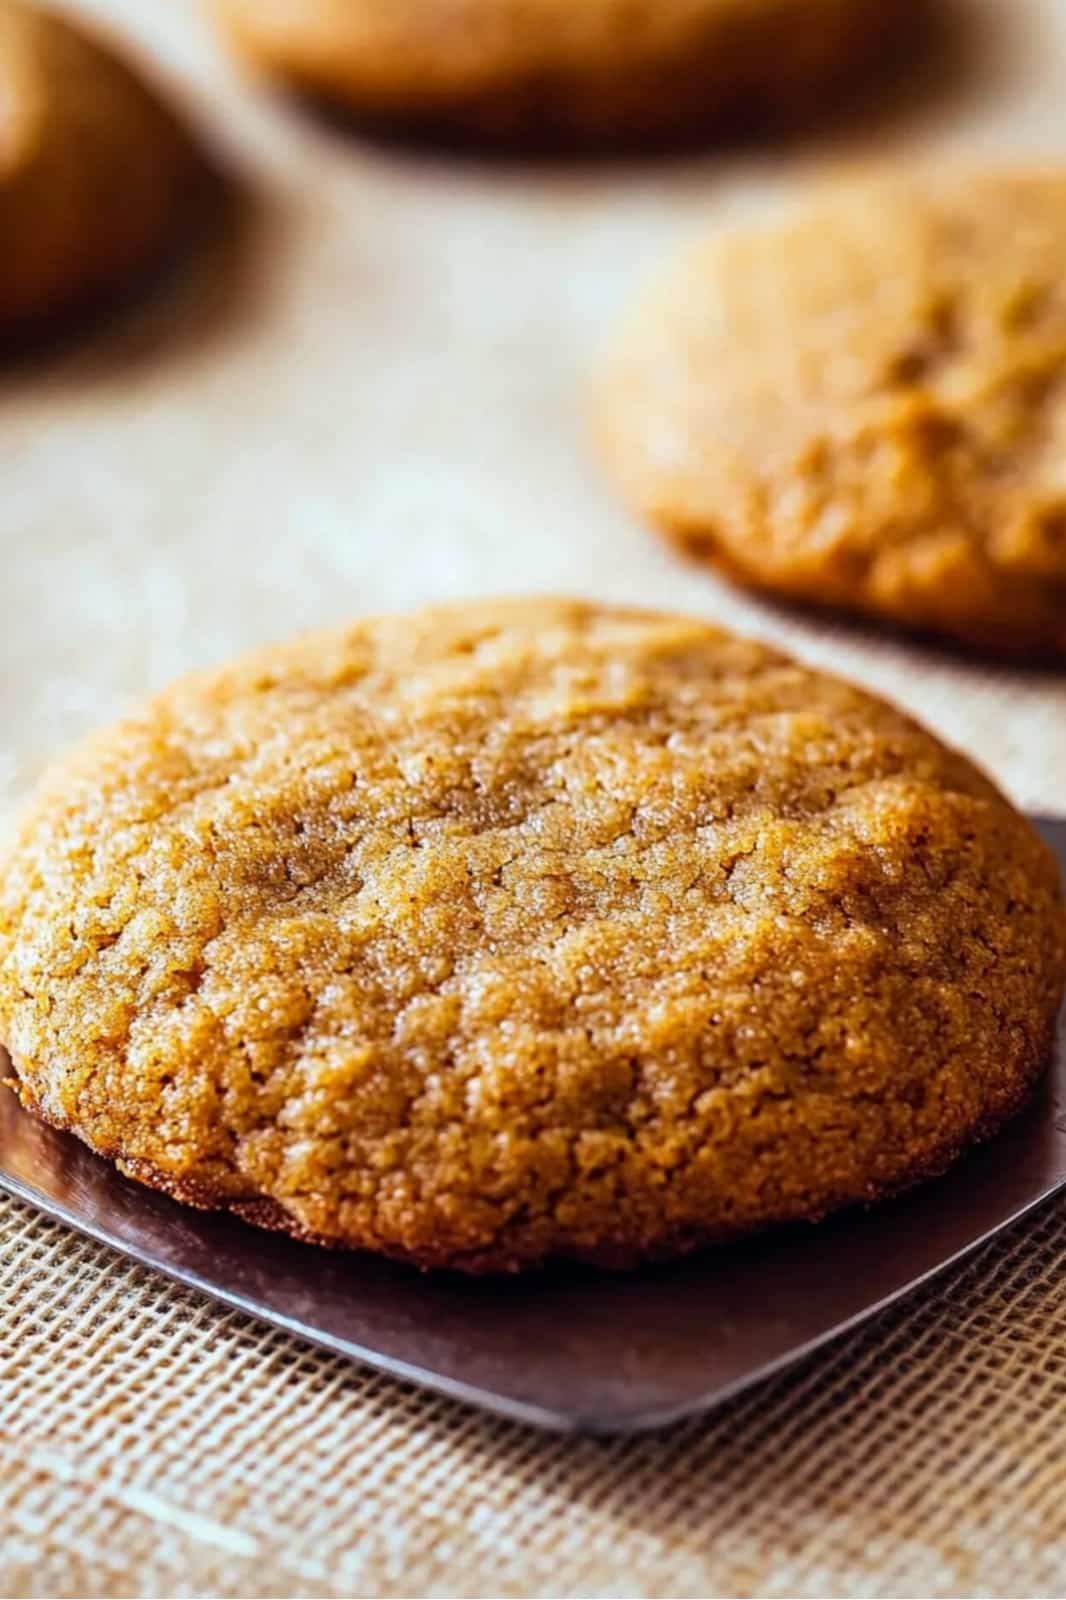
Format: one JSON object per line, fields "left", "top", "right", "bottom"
{"left": 3, "top": 600, "right": 1063, "bottom": 1270}
{"left": 601, "top": 172, "right": 1066, "bottom": 657}
{"left": 0, "top": 0, "right": 206, "bottom": 340}
{"left": 212, "top": 0, "right": 907, "bottom": 149}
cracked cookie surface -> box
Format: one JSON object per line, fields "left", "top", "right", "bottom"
{"left": 0, "top": 0, "right": 206, "bottom": 339}
{"left": 211, "top": 0, "right": 905, "bottom": 149}
{"left": 600, "top": 172, "right": 1066, "bottom": 657}
{"left": 2, "top": 598, "right": 1064, "bottom": 1271}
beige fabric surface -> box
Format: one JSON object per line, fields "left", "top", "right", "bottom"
{"left": 3, "top": 1, "right": 1066, "bottom": 1595}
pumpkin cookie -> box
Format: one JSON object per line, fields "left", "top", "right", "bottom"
{"left": 2, "top": 599, "right": 1063, "bottom": 1272}
{"left": 211, "top": 0, "right": 907, "bottom": 149}
{"left": 0, "top": 0, "right": 207, "bottom": 340}
{"left": 600, "top": 171, "right": 1066, "bottom": 657}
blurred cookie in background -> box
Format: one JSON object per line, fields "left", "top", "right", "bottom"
{"left": 209, "top": 0, "right": 919, "bottom": 152}
{"left": 0, "top": 0, "right": 212, "bottom": 346}
{"left": 599, "top": 170, "right": 1066, "bottom": 659}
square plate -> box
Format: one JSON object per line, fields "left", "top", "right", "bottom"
{"left": 2, "top": 817, "right": 1064, "bottom": 1435}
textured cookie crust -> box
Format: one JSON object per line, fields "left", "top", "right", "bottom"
{"left": 600, "top": 171, "right": 1066, "bottom": 657}
{"left": 211, "top": 0, "right": 906, "bottom": 149}
{"left": 0, "top": 0, "right": 206, "bottom": 338}
{"left": 2, "top": 599, "right": 1064, "bottom": 1272}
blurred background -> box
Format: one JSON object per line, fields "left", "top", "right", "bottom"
{"left": 4, "top": 0, "right": 1064, "bottom": 824}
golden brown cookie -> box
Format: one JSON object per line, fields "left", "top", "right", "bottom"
{"left": 0, "top": 0, "right": 207, "bottom": 341}
{"left": 2, "top": 599, "right": 1063, "bottom": 1272}
{"left": 210, "top": 0, "right": 908, "bottom": 149}
{"left": 600, "top": 171, "right": 1066, "bottom": 658}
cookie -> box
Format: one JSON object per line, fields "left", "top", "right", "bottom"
{"left": 0, "top": 0, "right": 207, "bottom": 341}
{"left": 2, "top": 599, "right": 1063, "bottom": 1272}
{"left": 210, "top": 0, "right": 907, "bottom": 150}
{"left": 600, "top": 171, "right": 1066, "bottom": 658}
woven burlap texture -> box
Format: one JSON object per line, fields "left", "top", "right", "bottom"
{"left": 5, "top": 1, "right": 1066, "bottom": 1594}
{"left": 4, "top": 1186, "right": 1066, "bottom": 1598}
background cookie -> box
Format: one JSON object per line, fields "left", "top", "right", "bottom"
{"left": 600, "top": 171, "right": 1066, "bottom": 658}
{"left": 0, "top": 0, "right": 208, "bottom": 341}
{"left": 210, "top": 0, "right": 910, "bottom": 150}
{"left": 3, "top": 599, "right": 1062, "bottom": 1273}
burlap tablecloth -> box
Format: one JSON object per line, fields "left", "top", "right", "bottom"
{"left": 4, "top": 2, "right": 1066, "bottom": 1594}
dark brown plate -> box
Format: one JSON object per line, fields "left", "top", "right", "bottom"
{"left": 2, "top": 817, "right": 1064, "bottom": 1435}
